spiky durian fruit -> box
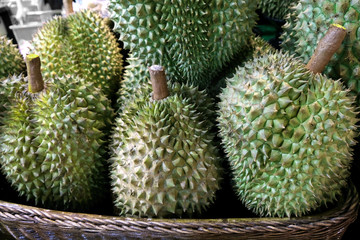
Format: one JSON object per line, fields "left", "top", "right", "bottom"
{"left": 31, "top": 10, "right": 123, "bottom": 100}
{"left": 217, "top": 51, "right": 358, "bottom": 217}
{"left": 0, "top": 35, "right": 25, "bottom": 80}
{"left": 281, "top": 0, "right": 360, "bottom": 100}
{"left": 108, "top": 0, "right": 258, "bottom": 89}
{"left": 110, "top": 66, "right": 221, "bottom": 218}
{"left": 258, "top": 0, "right": 299, "bottom": 19}
{"left": 0, "top": 55, "right": 114, "bottom": 210}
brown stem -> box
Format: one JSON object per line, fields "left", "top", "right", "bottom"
{"left": 149, "top": 65, "right": 170, "bottom": 100}
{"left": 63, "top": 0, "right": 74, "bottom": 16}
{"left": 306, "top": 24, "right": 347, "bottom": 74}
{"left": 26, "top": 54, "right": 44, "bottom": 93}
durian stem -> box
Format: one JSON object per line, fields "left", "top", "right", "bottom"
{"left": 63, "top": 0, "right": 74, "bottom": 16}
{"left": 306, "top": 24, "right": 347, "bottom": 74}
{"left": 26, "top": 54, "right": 44, "bottom": 93}
{"left": 149, "top": 65, "right": 169, "bottom": 100}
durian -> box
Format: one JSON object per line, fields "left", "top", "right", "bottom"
{"left": 0, "top": 35, "right": 25, "bottom": 80}
{"left": 0, "top": 55, "right": 114, "bottom": 210}
{"left": 110, "top": 66, "right": 221, "bottom": 218}
{"left": 258, "top": 0, "right": 299, "bottom": 19}
{"left": 108, "top": 0, "right": 258, "bottom": 89}
{"left": 281, "top": 0, "right": 360, "bottom": 101}
{"left": 31, "top": 10, "right": 123, "bottom": 100}
{"left": 217, "top": 27, "right": 358, "bottom": 217}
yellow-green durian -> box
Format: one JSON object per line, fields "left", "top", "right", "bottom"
{"left": 110, "top": 67, "right": 221, "bottom": 218}
{"left": 31, "top": 10, "right": 123, "bottom": 100}
{"left": 0, "top": 56, "right": 114, "bottom": 210}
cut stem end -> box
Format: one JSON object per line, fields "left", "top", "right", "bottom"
{"left": 306, "top": 24, "right": 347, "bottom": 74}
{"left": 26, "top": 54, "right": 44, "bottom": 93}
{"left": 149, "top": 65, "right": 169, "bottom": 100}
{"left": 64, "top": 0, "right": 74, "bottom": 16}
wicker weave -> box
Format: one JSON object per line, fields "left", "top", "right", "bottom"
{"left": 0, "top": 183, "right": 358, "bottom": 240}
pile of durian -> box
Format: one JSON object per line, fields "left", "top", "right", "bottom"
{"left": 0, "top": 0, "right": 358, "bottom": 219}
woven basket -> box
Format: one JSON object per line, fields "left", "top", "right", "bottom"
{"left": 0, "top": 183, "right": 358, "bottom": 240}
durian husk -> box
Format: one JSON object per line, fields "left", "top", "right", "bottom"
{"left": 217, "top": 50, "right": 358, "bottom": 217}
{"left": 111, "top": 74, "right": 221, "bottom": 218}
{"left": 0, "top": 72, "right": 114, "bottom": 211}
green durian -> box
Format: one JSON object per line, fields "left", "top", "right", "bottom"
{"left": 108, "top": 0, "right": 258, "bottom": 89}
{"left": 0, "top": 55, "right": 114, "bottom": 210}
{"left": 258, "top": 0, "right": 299, "bottom": 19}
{"left": 0, "top": 35, "right": 25, "bottom": 80}
{"left": 31, "top": 10, "right": 123, "bottom": 100}
{"left": 281, "top": 0, "right": 360, "bottom": 101}
{"left": 110, "top": 66, "right": 221, "bottom": 218}
{"left": 217, "top": 51, "right": 358, "bottom": 217}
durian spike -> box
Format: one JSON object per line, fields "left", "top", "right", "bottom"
{"left": 306, "top": 24, "right": 347, "bottom": 74}
{"left": 26, "top": 54, "right": 44, "bottom": 93}
{"left": 149, "top": 65, "right": 169, "bottom": 100}
{"left": 63, "top": 0, "right": 74, "bottom": 16}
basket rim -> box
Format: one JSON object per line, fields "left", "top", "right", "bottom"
{"left": 0, "top": 182, "right": 359, "bottom": 238}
